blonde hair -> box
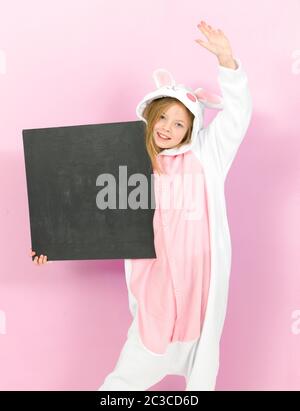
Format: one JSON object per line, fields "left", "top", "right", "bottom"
{"left": 142, "top": 97, "right": 194, "bottom": 175}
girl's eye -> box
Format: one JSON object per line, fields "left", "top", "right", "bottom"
{"left": 160, "top": 115, "right": 183, "bottom": 127}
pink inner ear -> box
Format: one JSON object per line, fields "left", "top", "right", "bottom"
{"left": 195, "top": 89, "right": 222, "bottom": 104}
{"left": 155, "top": 71, "right": 173, "bottom": 87}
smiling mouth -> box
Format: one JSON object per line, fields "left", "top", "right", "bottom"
{"left": 157, "top": 132, "right": 171, "bottom": 140}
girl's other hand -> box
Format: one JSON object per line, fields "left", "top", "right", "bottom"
{"left": 30, "top": 249, "right": 49, "bottom": 265}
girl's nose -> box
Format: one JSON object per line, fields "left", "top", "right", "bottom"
{"left": 163, "top": 123, "right": 172, "bottom": 131}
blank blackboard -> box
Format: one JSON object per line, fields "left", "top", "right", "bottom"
{"left": 22, "top": 120, "right": 157, "bottom": 261}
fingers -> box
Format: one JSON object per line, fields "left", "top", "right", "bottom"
{"left": 32, "top": 252, "right": 49, "bottom": 265}
{"left": 37, "top": 254, "right": 46, "bottom": 265}
{"left": 195, "top": 39, "right": 210, "bottom": 50}
{"left": 201, "top": 21, "right": 214, "bottom": 31}
{"left": 197, "top": 21, "right": 211, "bottom": 37}
{"left": 204, "top": 21, "right": 212, "bottom": 31}
{"left": 30, "top": 248, "right": 52, "bottom": 265}
{"left": 197, "top": 21, "right": 224, "bottom": 36}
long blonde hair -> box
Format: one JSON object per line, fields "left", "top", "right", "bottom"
{"left": 142, "top": 97, "right": 194, "bottom": 175}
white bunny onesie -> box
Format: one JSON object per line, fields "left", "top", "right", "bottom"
{"left": 98, "top": 57, "right": 253, "bottom": 391}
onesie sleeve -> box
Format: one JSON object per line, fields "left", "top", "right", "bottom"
{"left": 204, "top": 57, "right": 253, "bottom": 179}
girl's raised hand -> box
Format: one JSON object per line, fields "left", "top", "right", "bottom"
{"left": 195, "top": 21, "right": 233, "bottom": 59}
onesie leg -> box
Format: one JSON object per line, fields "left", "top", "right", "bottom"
{"left": 98, "top": 332, "right": 169, "bottom": 391}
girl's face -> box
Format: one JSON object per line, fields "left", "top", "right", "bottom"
{"left": 153, "top": 103, "right": 191, "bottom": 149}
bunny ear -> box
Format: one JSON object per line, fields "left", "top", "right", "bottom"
{"left": 152, "top": 68, "right": 176, "bottom": 89}
{"left": 194, "top": 87, "right": 224, "bottom": 109}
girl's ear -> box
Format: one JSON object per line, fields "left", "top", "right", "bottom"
{"left": 194, "top": 87, "right": 224, "bottom": 109}
{"left": 152, "top": 68, "right": 176, "bottom": 89}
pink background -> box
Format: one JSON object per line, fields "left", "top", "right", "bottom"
{"left": 0, "top": 0, "right": 299, "bottom": 390}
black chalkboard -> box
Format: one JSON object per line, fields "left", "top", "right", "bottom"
{"left": 22, "top": 120, "right": 157, "bottom": 261}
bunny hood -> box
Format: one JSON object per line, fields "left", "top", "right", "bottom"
{"left": 135, "top": 67, "right": 224, "bottom": 156}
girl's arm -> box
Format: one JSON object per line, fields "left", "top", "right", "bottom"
{"left": 195, "top": 21, "right": 253, "bottom": 179}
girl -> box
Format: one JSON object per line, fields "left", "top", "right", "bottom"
{"left": 30, "top": 20, "right": 253, "bottom": 391}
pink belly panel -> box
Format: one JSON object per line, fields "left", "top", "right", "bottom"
{"left": 129, "top": 151, "right": 211, "bottom": 354}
